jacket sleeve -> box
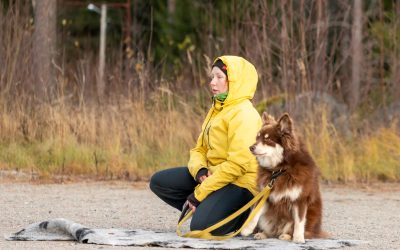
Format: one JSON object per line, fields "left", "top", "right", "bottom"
{"left": 187, "top": 131, "right": 208, "bottom": 179}
{"left": 194, "top": 108, "right": 262, "bottom": 202}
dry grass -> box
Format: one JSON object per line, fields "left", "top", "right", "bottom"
{"left": 0, "top": 95, "right": 399, "bottom": 183}
{"left": 0, "top": 91, "right": 205, "bottom": 181}
{"left": 355, "top": 125, "right": 400, "bottom": 182}
{"left": 302, "top": 109, "right": 400, "bottom": 183}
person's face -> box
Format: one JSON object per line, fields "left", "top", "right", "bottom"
{"left": 209, "top": 67, "right": 228, "bottom": 95}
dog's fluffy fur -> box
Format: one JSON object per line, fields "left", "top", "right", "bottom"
{"left": 241, "top": 112, "right": 326, "bottom": 243}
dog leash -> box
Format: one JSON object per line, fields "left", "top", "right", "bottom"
{"left": 176, "top": 169, "right": 285, "bottom": 240}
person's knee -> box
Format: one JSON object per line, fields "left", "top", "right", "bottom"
{"left": 190, "top": 204, "right": 251, "bottom": 235}
{"left": 190, "top": 215, "right": 208, "bottom": 231}
{"left": 149, "top": 172, "right": 161, "bottom": 194}
{"left": 190, "top": 216, "right": 230, "bottom": 236}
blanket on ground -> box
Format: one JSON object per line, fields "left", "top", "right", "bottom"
{"left": 5, "top": 218, "right": 365, "bottom": 249}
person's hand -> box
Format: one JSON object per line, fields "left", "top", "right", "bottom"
{"left": 187, "top": 193, "right": 200, "bottom": 212}
{"left": 188, "top": 201, "right": 197, "bottom": 212}
{"left": 198, "top": 170, "right": 212, "bottom": 183}
{"left": 196, "top": 168, "right": 212, "bottom": 183}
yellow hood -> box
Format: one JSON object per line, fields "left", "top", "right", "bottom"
{"left": 214, "top": 55, "right": 258, "bottom": 106}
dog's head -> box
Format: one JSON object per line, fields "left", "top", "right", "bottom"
{"left": 250, "top": 112, "right": 298, "bottom": 169}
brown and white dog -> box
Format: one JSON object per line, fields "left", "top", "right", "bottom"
{"left": 241, "top": 112, "right": 326, "bottom": 243}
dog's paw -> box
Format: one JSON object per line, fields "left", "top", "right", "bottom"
{"left": 292, "top": 235, "right": 305, "bottom": 244}
{"left": 240, "top": 227, "right": 253, "bottom": 237}
{"left": 254, "top": 232, "right": 267, "bottom": 240}
{"left": 278, "top": 233, "right": 292, "bottom": 241}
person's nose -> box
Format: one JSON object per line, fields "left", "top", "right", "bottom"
{"left": 209, "top": 77, "right": 217, "bottom": 87}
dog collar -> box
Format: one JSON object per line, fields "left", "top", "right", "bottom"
{"left": 268, "top": 169, "right": 286, "bottom": 188}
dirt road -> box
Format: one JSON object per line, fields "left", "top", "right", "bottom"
{"left": 0, "top": 181, "right": 399, "bottom": 250}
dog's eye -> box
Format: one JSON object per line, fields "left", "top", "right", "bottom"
{"left": 264, "top": 138, "right": 276, "bottom": 147}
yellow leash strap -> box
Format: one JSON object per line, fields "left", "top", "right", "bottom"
{"left": 176, "top": 185, "right": 271, "bottom": 240}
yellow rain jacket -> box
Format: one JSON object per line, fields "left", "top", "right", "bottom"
{"left": 188, "top": 56, "right": 262, "bottom": 202}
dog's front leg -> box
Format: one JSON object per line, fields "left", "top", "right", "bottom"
{"left": 241, "top": 203, "right": 266, "bottom": 236}
{"left": 292, "top": 203, "right": 307, "bottom": 243}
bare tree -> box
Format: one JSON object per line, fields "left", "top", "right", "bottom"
{"left": 168, "top": 0, "right": 176, "bottom": 16}
{"left": 313, "top": 0, "right": 328, "bottom": 92}
{"left": 350, "top": 0, "right": 363, "bottom": 110}
{"left": 393, "top": 1, "right": 400, "bottom": 101}
{"left": 32, "top": 0, "right": 57, "bottom": 100}
{"left": 279, "top": 0, "right": 290, "bottom": 95}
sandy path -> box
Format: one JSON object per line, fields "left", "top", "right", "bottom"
{"left": 0, "top": 181, "right": 399, "bottom": 250}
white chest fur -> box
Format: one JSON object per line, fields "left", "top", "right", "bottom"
{"left": 269, "top": 186, "right": 303, "bottom": 203}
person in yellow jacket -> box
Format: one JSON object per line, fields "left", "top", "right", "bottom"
{"left": 150, "top": 55, "right": 262, "bottom": 235}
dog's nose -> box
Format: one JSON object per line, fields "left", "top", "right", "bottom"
{"left": 249, "top": 145, "right": 255, "bottom": 152}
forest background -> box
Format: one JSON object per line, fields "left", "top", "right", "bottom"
{"left": 0, "top": 0, "right": 399, "bottom": 183}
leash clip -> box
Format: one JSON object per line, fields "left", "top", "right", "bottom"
{"left": 178, "top": 201, "right": 190, "bottom": 223}
{"left": 268, "top": 178, "right": 276, "bottom": 188}
{"left": 268, "top": 169, "right": 285, "bottom": 188}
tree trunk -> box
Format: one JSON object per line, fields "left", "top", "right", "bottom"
{"left": 313, "top": 0, "right": 328, "bottom": 92}
{"left": 350, "top": 0, "right": 363, "bottom": 110}
{"left": 298, "top": 0, "right": 310, "bottom": 93}
{"left": 393, "top": 1, "right": 400, "bottom": 101}
{"left": 167, "top": 0, "right": 175, "bottom": 23}
{"left": 279, "top": 0, "right": 289, "bottom": 95}
{"left": 32, "top": 0, "right": 57, "bottom": 101}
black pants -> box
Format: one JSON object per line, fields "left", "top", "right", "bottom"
{"left": 149, "top": 167, "right": 253, "bottom": 235}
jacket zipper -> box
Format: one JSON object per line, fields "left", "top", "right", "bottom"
{"left": 202, "top": 110, "right": 214, "bottom": 149}
{"left": 206, "top": 125, "right": 213, "bottom": 150}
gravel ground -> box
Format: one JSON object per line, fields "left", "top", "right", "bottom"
{"left": 0, "top": 180, "right": 399, "bottom": 250}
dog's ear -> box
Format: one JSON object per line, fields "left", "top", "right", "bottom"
{"left": 278, "top": 113, "right": 293, "bottom": 134}
{"left": 262, "top": 112, "right": 276, "bottom": 125}
{"left": 278, "top": 113, "right": 298, "bottom": 151}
